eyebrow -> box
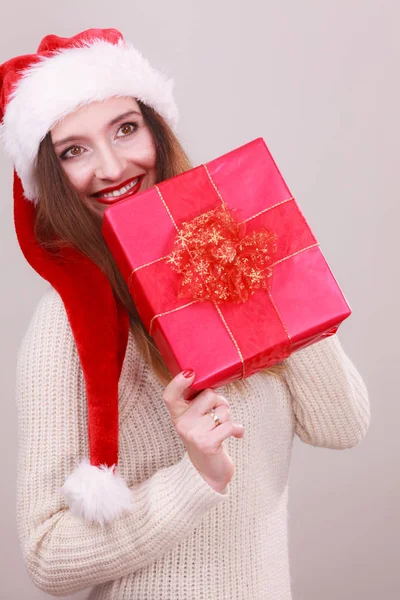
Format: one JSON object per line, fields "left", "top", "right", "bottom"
{"left": 52, "top": 110, "right": 142, "bottom": 149}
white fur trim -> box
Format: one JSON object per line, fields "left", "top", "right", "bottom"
{"left": 0, "top": 37, "right": 179, "bottom": 203}
{"left": 62, "top": 459, "right": 134, "bottom": 525}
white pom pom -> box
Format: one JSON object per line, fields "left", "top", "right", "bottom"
{"left": 62, "top": 459, "right": 134, "bottom": 525}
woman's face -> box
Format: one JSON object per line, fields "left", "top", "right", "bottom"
{"left": 50, "top": 96, "right": 157, "bottom": 217}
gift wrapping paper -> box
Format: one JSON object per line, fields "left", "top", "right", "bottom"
{"left": 102, "top": 138, "right": 351, "bottom": 391}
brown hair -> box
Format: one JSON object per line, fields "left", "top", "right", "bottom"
{"left": 34, "top": 100, "right": 286, "bottom": 386}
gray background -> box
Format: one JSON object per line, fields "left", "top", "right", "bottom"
{"left": 0, "top": 1, "right": 398, "bottom": 598}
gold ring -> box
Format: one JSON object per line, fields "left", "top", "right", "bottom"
{"left": 208, "top": 408, "right": 221, "bottom": 427}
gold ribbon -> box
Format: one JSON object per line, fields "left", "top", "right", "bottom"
{"left": 129, "top": 164, "right": 320, "bottom": 379}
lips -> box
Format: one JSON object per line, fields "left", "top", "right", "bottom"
{"left": 93, "top": 175, "right": 145, "bottom": 205}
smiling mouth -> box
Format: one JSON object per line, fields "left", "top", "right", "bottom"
{"left": 93, "top": 175, "right": 145, "bottom": 204}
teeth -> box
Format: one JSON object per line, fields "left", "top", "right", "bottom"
{"left": 99, "top": 177, "right": 140, "bottom": 198}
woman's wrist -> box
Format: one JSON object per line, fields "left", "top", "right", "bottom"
{"left": 200, "top": 473, "right": 229, "bottom": 494}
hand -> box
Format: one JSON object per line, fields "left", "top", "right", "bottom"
{"left": 162, "top": 370, "right": 244, "bottom": 493}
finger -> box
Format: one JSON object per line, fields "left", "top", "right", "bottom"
{"left": 163, "top": 370, "right": 196, "bottom": 419}
{"left": 189, "top": 390, "right": 230, "bottom": 418}
{"left": 199, "top": 404, "right": 231, "bottom": 432}
{"left": 206, "top": 421, "right": 243, "bottom": 447}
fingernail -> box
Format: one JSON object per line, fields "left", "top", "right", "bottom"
{"left": 182, "top": 369, "right": 194, "bottom": 378}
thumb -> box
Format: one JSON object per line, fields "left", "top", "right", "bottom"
{"left": 163, "top": 369, "right": 196, "bottom": 419}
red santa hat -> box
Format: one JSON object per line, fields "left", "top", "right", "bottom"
{"left": 0, "top": 28, "right": 179, "bottom": 525}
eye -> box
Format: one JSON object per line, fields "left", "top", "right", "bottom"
{"left": 60, "top": 145, "right": 85, "bottom": 160}
{"left": 116, "top": 122, "right": 138, "bottom": 138}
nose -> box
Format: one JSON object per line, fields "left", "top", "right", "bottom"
{"left": 94, "top": 143, "right": 127, "bottom": 182}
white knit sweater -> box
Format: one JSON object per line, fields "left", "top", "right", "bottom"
{"left": 15, "top": 288, "right": 370, "bottom": 599}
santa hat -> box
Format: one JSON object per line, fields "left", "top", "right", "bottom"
{"left": 0, "top": 29, "right": 179, "bottom": 525}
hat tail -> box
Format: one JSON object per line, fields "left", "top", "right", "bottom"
{"left": 13, "top": 171, "right": 132, "bottom": 524}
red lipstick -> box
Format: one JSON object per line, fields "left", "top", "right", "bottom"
{"left": 93, "top": 175, "right": 144, "bottom": 205}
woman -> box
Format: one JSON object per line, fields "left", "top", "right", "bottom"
{"left": 2, "top": 28, "right": 370, "bottom": 599}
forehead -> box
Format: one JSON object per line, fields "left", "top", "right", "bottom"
{"left": 50, "top": 96, "right": 141, "bottom": 138}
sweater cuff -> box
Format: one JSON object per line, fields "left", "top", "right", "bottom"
{"left": 177, "top": 451, "right": 230, "bottom": 498}
{"left": 131, "top": 450, "right": 230, "bottom": 539}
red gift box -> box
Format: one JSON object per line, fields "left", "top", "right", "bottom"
{"left": 102, "top": 138, "right": 351, "bottom": 391}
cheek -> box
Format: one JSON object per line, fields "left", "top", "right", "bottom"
{"left": 60, "top": 161, "right": 93, "bottom": 195}
{"left": 127, "top": 129, "right": 157, "bottom": 171}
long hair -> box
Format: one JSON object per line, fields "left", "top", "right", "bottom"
{"left": 34, "top": 100, "right": 286, "bottom": 386}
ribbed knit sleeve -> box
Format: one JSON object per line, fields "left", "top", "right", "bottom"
{"left": 282, "top": 334, "right": 371, "bottom": 449}
{"left": 15, "top": 289, "right": 229, "bottom": 597}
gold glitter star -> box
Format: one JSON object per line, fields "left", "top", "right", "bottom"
{"left": 208, "top": 229, "right": 224, "bottom": 244}
{"left": 248, "top": 268, "right": 263, "bottom": 284}
{"left": 176, "top": 230, "right": 191, "bottom": 246}
{"left": 195, "top": 259, "right": 210, "bottom": 276}
{"left": 166, "top": 251, "right": 180, "bottom": 267}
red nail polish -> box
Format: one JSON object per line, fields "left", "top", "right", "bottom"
{"left": 182, "top": 369, "right": 194, "bottom": 378}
